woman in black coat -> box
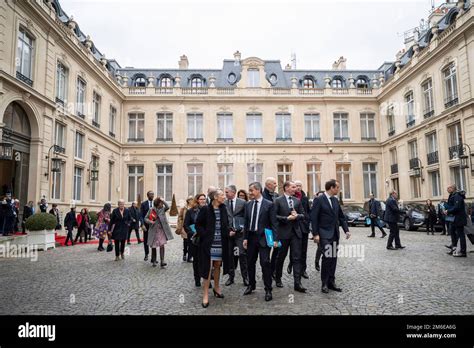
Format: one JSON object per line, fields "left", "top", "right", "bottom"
{"left": 184, "top": 193, "right": 207, "bottom": 287}
{"left": 127, "top": 201, "right": 141, "bottom": 244}
{"left": 109, "top": 199, "right": 131, "bottom": 261}
{"left": 195, "top": 189, "right": 230, "bottom": 308}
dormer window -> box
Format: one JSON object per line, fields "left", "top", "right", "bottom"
{"left": 269, "top": 74, "right": 278, "bottom": 85}
{"left": 356, "top": 77, "right": 368, "bottom": 89}
{"left": 227, "top": 73, "right": 237, "bottom": 84}
{"left": 331, "top": 77, "right": 344, "bottom": 89}
{"left": 191, "top": 77, "right": 203, "bottom": 88}
{"left": 303, "top": 78, "right": 315, "bottom": 89}
{"left": 160, "top": 77, "right": 173, "bottom": 88}
{"left": 247, "top": 68, "right": 259, "bottom": 87}
{"left": 133, "top": 75, "right": 146, "bottom": 87}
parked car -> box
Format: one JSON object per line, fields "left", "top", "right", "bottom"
{"left": 342, "top": 205, "right": 370, "bottom": 227}
{"left": 397, "top": 202, "right": 444, "bottom": 232}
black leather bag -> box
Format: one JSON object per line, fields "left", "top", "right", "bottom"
{"left": 106, "top": 241, "right": 114, "bottom": 252}
{"left": 191, "top": 233, "right": 200, "bottom": 246}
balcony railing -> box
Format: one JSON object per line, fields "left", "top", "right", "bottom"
{"left": 357, "top": 88, "right": 373, "bottom": 95}
{"left": 186, "top": 138, "right": 204, "bottom": 143}
{"left": 334, "top": 136, "right": 350, "bottom": 141}
{"left": 427, "top": 151, "right": 439, "bottom": 165}
{"left": 216, "top": 137, "right": 233, "bottom": 142}
{"left": 305, "top": 137, "right": 321, "bottom": 141}
{"left": 246, "top": 137, "right": 263, "bottom": 143}
{"left": 54, "top": 145, "right": 66, "bottom": 154}
{"left": 409, "top": 157, "right": 420, "bottom": 170}
{"left": 406, "top": 118, "right": 416, "bottom": 128}
{"left": 423, "top": 109, "right": 435, "bottom": 119}
{"left": 127, "top": 137, "right": 144, "bottom": 142}
{"left": 16, "top": 71, "right": 33, "bottom": 86}
{"left": 76, "top": 112, "right": 85, "bottom": 119}
{"left": 156, "top": 137, "right": 173, "bottom": 142}
{"left": 361, "top": 136, "right": 377, "bottom": 141}
{"left": 298, "top": 88, "right": 324, "bottom": 95}
{"left": 55, "top": 97, "right": 65, "bottom": 106}
{"left": 182, "top": 88, "right": 208, "bottom": 95}
{"left": 391, "top": 163, "right": 398, "bottom": 174}
{"left": 332, "top": 88, "right": 349, "bottom": 95}
{"left": 272, "top": 88, "right": 291, "bottom": 95}
{"left": 109, "top": 131, "right": 116, "bottom": 138}
{"left": 276, "top": 137, "right": 292, "bottom": 142}
{"left": 449, "top": 144, "right": 464, "bottom": 160}
{"left": 444, "top": 95, "right": 458, "bottom": 109}
{"left": 388, "top": 128, "right": 395, "bottom": 137}
{"left": 154, "top": 87, "right": 173, "bottom": 94}
{"left": 92, "top": 120, "right": 100, "bottom": 128}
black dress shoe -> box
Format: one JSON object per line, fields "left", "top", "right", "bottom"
{"left": 395, "top": 246, "right": 405, "bottom": 249}
{"left": 213, "top": 289, "right": 224, "bottom": 298}
{"left": 328, "top": 283, "right": 342, "bottom": 292}
{"left": 195, "top": 280, "right": 201, "bottom": 287}
{"left": 265, "top": 290, "right": 273, "bottom": 302}
{"left": 144, "top": 255, "right": 149, "bottom": 261}
{"left": 287, "top": 264, "right": 292, "bottom": 274}
{"left": 302, "top": 271, "right": 309, "bottom": 279}
{"left": 202, "top": 302, "right": 209, "bottom": 308}
{"left": 321, "top": 285, "right": 329, "bottom": 293}
{"left": 367, "top": 234, "right": 375, "bottom": 238}
{"left": 272, "top": 272, "right": 276, "bottom": 280}
{"left": 381, "top": 233, "right": 387, "bottom": 238}
{"left": 225, "top": 278, "right": 234, "bottom": 286}
{"left": 445, "top": 245, "right": 454, "bottom": 250}
{"left": 315, "top": 263, "right": 320, "bottom": 272}
{"left": 243, "top": 285, "right": 255, "bottom": 295}
{"left": 387, "top": 246, "right": 396, "bottom": 250}
{"left": 453, "top": 253, "right": 467, "bottom": 257}
{"left": 294, "top": 283, "right": 307, "bottom": 293}
{"left": 447, "top": 250, "right": 454, "bottom": 255}
{"left": 275, "top": 280, "right": 283, "bottom": 288}
{"left": 243, "top": 279, "right": 249, "bottom": 287}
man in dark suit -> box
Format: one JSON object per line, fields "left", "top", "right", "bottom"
{"left": 445, "top": 184, "right": 468, "bottom": 257}
{"left": 262, "top": 177, "right": 280, "bottom": 279}
{"left": 367, "top": 193, "right": 387, "bottom": 238}
{"left": 273, "top": 181, "right": 307, "bottom": 293}
{"left": 311, "top": 179, "right": 350, "bottom": 293}
{"left": 287, "top": 180, "right": 310, "bottom": 278}
{"left": 22, "top": 201, "right": 34, "bottom": 234}
{"left": 384, "top": 190, "right": 404, "bottom": 250}
{"left": 224, "top": 185, "right": 249, "bottom": 286}
{"left": 140, "top": 190, "right": 154, "bottom": 261}
{"left": 243, "top": 182, "right": 278, "bottom": 301}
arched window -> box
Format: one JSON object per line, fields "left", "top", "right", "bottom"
{"left": 332, "top": 78, "right": 344, "bottom": 89}
{"left": 160, "top": 77, "right": 172, "bottom": 88}
{"left": 191, "top": 77, "right": 203, "bottom": 88}
{"left": 133, "top": 75, "right": 147, "bottom": 87}
{"left": 356, "top": 78, "right": 368, "bottom": 89}
{"left": 303, "top": 78, "right": 315, "bottom": 89}
{"left": 3, "top": 102, "right": 31, "bottom": 137}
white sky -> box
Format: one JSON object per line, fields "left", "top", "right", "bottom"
{"left": 59, "top": 0, "right": 446, "bottom": 70}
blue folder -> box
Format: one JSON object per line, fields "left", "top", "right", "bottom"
{"left": 189, "top": 224, "right": 196, "bottom": 235}
{"left": 264, "top": 228, "right": 282, "bottom": 248}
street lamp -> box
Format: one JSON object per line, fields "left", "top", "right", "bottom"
{"left": 44, "top": 145, "right": 63, "bottom": 177}
{"left": 412, "top": 157, "right": 424, "bottom": 182}
{"left": 0, "top": 127, "right": 14, "bottom": 161}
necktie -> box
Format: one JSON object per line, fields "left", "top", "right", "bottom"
{"left": 330, "top": 197, "right": 336, "bottom": 211}
{"left": 250, "top": 200, "right": 258, "bottom": 232}
{"left": 288, "top": 197, "right": 294, "bottom": 209}
{"left": 149, "top": 201, "right": 152, "bottom": 209}
{"left": 230, "top": 199, "right": 234, "bottom": 214}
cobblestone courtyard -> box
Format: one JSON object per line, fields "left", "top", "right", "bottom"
{"left": 1, "top": 227, "right": 473, "bottom": 315}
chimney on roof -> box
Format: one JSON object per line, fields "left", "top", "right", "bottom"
{"left": 332, "top": 56, "right": 347, "bottom": 70}
{"left": 179, "top": 55, "right": 189, "bottom": 69}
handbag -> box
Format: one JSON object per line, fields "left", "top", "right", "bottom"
{"left": 264, "top": 228, "right": 281, "bottom": 248}
{"left": 106, "top": 241, "right": 113, "bottom": 252}
{"left": 365, "top": 217, "right": 372, "bottom": 226}
{"left": 446, "top": 215, "right": 455, "bottom": 222}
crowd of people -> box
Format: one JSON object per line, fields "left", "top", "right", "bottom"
{"left": 1, "top": 179, "right": 470, "bottom": 307}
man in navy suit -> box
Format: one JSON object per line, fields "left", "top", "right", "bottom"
{"left": 310, "top": 179, "right": 350, "bottom": 293}
{"left": 140, "top": 190, "right": 154, "bottom": 261}
{"left": 384, "top": 190, "right": 404, "bottom": 250}
{"left": 243, "top": 182, "right": 278, "bottom": 301}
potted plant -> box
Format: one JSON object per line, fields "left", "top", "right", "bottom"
{"left": 25, "top": 213, "right": 58, "bottom": 250}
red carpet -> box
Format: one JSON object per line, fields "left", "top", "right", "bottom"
{"left": 12, "top": 232, "right": 140, "bottom": 247}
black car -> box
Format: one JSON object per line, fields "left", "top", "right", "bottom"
{"left": 397, "top": 202, "right": 443, "bottom": 232}
{"left": 342, "top": 205, "right": 370, "bottom": 227}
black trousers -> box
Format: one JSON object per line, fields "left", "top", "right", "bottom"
{"left": 143, "top": 226, "right": 149, "bottom": 256}
{"left": 247, "top": 234, "right": 272, "bottom": 291}
{"left": 65, "top": 230, "right": 74, "bottom": 245}
{"left": 288, "top": 233, "right": 309, "bottom": 272}
{"left": 127, "top": 226, "right": 140, "bottom": 243}
{"left": 450, "top": 224, "right": 467, "bottom": 254}
{"left": 74, "top": 227, "right": 86, "bottom": 242}
{"left": 320, "top": 235, "right": 339, "bottom": 287}
{"left": 114, "top": 239, "right": 126, "bottom": 257}
{"left": 275, "top": 232, "right": 302, "bottom": 285}
{"left": 425, "top": 218, "right": 435, "bottom": 233}
{"left": 315, "top": 242, "right": 323, "bottom": 266}
{"left": 270, "top": 247, "right": 278, "bottom": 275}
{"left": 227, "top": 232, "right": 249, "bottom": 282}
{"left": 370, "top": 218, "right": 386, "bottom": 235}
{"left": 188, "top": 242, "right": 200, "bottom": 282}
{"left": 439, "top": 218, "right": 446, "bottom": 233}
{"left": 387, "top": 222, "right": 401, "bottom": 248}
{"left": 183, "top": 239, "right": 190, "bottom": 256}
